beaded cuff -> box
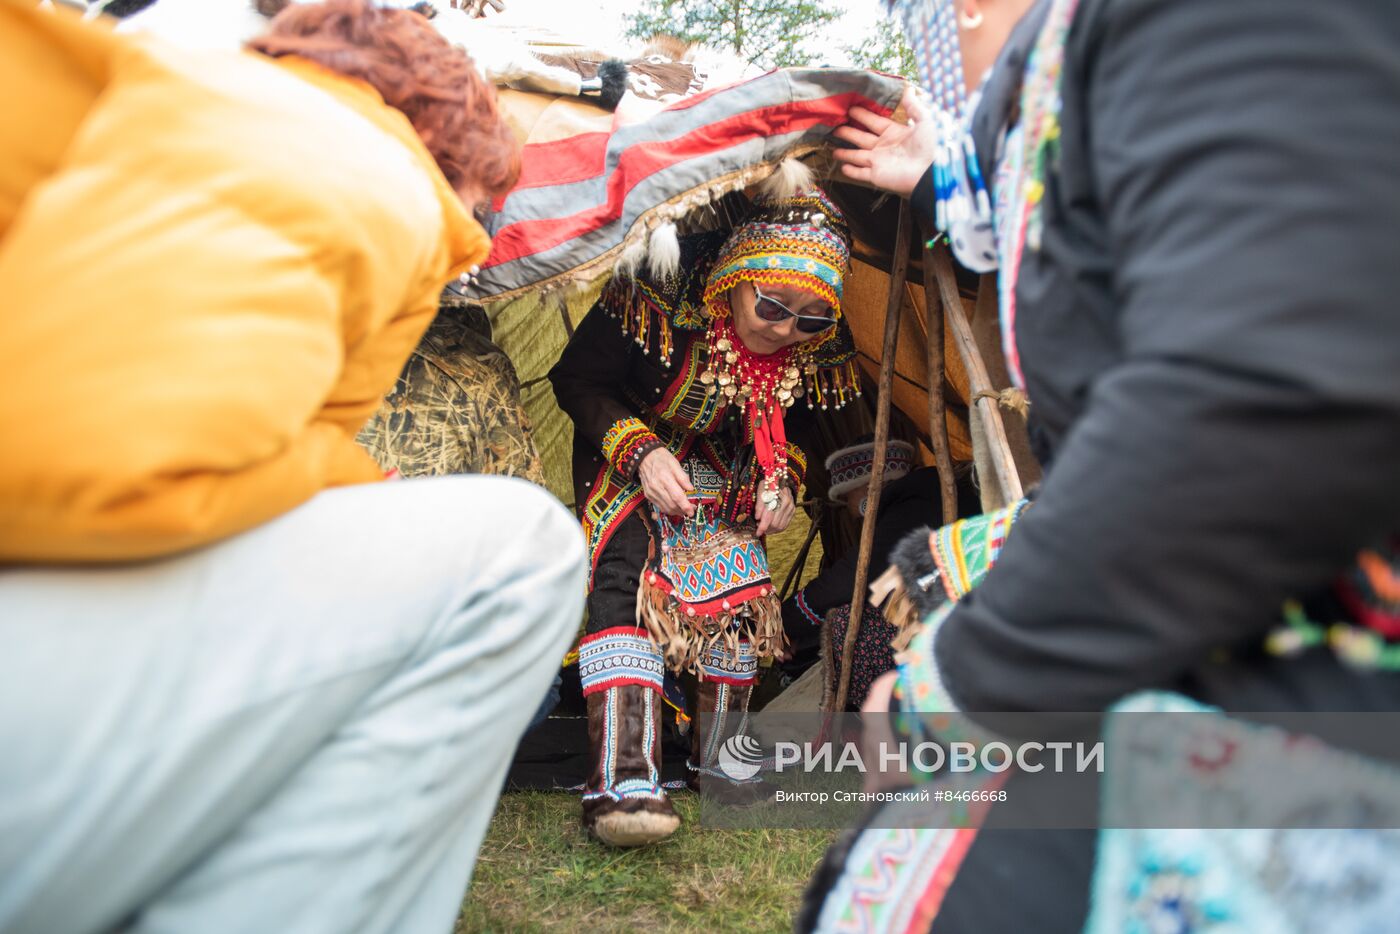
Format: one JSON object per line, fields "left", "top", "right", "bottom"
{"left": 896, "top": 603, "right": 962, "bottom": 716}
{"left": 601, "top": 417, "right": 663, "bottom": 479}
{"left": 891, "top": 605, "right": 1002, "bottom": 785}
{"left": 699, "top": 639, "right": 758, "bottom": 685}
{"left": 928, "top": 499, "right": 1028, "bottom": 602}
{"left": 578, "top": 627, "right": 666, "bottom": 696}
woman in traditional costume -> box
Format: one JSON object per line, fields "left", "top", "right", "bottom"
{"left": 798, "top": 0, "right": 1400, "bottom": 929}
{"left": 549, "top": 188, "right": 861, "bottom": 847}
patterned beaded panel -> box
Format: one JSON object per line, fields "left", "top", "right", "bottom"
{"left": 825, "top": 440, "right": 917, "bottom": 499}
{"left": 578, "top": 627, "right": 666, "bottom": 695}
{"left": 651, "top": 513, "right": 774, "bottom": 615}
{"left": 699, "top": 640, "right": 758, "bottom": 685}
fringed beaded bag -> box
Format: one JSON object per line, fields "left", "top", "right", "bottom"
{"left": 637, "top": 504, "right": 785, "bottom": 675}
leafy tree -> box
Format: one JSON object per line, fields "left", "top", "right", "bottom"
{"left": 624, "top": 0, "right": 842, "bottom": 70}
{"left": 844, "top": 16, "right": 917, "bottom": 80}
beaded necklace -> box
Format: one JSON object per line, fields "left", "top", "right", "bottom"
{"left": 698, "top": 313, "right": 802, "bottom": 513}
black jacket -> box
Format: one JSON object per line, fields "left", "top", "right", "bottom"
{"left": 548, "top": 232, "right": 830, "bottom": 576}
{"left": 917, "top": 0, "right": 1400, "bottom": 715}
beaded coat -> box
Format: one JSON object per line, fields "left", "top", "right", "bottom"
{"left": 549, "top": 231, "right": 860, "bottom": 585}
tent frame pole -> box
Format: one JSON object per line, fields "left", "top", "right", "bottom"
{"left": 931, "top": 244, "right": 1024, "bottom": 504}
{"left": 921, "top": 245, "right": 959, "bottom": 522}
{"left": 832, "top": 199, "right": 911, "bottom": 713}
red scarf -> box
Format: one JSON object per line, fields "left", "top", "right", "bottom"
{"left": 706, "top": 315, "right": 794, "bottom": 499}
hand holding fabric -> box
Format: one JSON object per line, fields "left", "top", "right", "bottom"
{"left": 832, "top": 87, "right": 938, "bottom": 198}
{"left": 638, "top": 447, "right": 696, "bottom": 518}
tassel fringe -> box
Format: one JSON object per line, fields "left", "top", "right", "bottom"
{"left": 636, "top": 575, "right": 785, "bottom": 676}
{"left": 872, "top": 564, "right": 926, "bottom": 653}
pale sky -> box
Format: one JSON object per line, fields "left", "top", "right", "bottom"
{"left": 493, "top": 0, "right": 887, "bottom": 67}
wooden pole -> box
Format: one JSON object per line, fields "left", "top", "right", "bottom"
{"left": 832, "top": 200, "right": 911, "bottom": 713}
{"left": 930, "top": 244, "right": 1024, "bottom": 504}
{"left": 921, "top": 245, "right": 959, "bottom": 523}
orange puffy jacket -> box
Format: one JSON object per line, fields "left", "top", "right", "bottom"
{"left": 0, "top": 1, "right": 490, "bottom": 563}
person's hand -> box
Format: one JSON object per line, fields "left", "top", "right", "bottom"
{"left": 832, "top": 87, "right": 939, "bottom": 198}
{"left": 754, "top": 485, "right": 796, "bottom": 536}
{"left": 860, "top": 671, "right": 905, "bottom": 792}
{"left": 637, "top": 447, "right": 696, "bottom": 518}
{"left": 864, "top": 671, "right": 898, "bottom": 715}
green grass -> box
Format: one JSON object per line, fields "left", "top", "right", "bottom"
{"left": 455, "top": 490, "right": 832, "bottom": 931}
{"left": 458, "top": 791, "right": 837, "bottom": 933}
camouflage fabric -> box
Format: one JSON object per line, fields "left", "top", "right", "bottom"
{"left": 357, "top": 301, "right": 545, "bottom": 485}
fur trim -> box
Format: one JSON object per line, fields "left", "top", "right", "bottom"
{"left": 647, "top": 222, "right": 681, "bottom": 279}
{"left": 879, "top": 527, "right": 945, "bottom": 651}
{"left": 596, "top": 59, "right": 630, "bottom": 111}
{"left": 756, "top": 158, "right": 815, "bottom": 202}
{"left": 636, "top": 575, "right": 785, "bottom": 676}
{"left": 615, "top": 238, "right": 648, "bottom": 278}
{"left": 641, "top": 34, "right": 691, "bottom": 61}
{"left": 590, "top": 807, "right": 680, "bottom": 847}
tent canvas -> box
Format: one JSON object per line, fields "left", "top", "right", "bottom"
{"left": 454, "top": 65, "right": 1034, "bottom": 516}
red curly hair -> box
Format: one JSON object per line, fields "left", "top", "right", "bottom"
{"left": 248, "top": 0, "right": 519, "bottom": 199}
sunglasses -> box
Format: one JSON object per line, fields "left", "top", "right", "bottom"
{"left": 752, "top": 286, "right": 839, "bottom": 334}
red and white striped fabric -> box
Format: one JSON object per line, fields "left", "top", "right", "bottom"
{"left": 465, "top": 68, "right": 907, "bottom": 302}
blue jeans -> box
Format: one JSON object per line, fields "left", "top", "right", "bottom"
{"left": 526, "top": 673, "right": 564, "bottom": 732}
{"left": 0, "top": 477, "right": 585, "bottom": 934}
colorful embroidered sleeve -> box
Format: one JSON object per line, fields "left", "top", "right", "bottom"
{"left": 601, "top": 417, "right": 663, "bottom": 479}
{"left": 927, "top": 500, "right": 1028, "bottom": 602}
{"left": 549, "top": 300, "right": 643, "bottom": 456}
{"left": 784, "top": 441, "right": 808, "bottom": 492}
{"left": 896, "top": 603, "right": 961, "bottom": 714}
{"left": 793, "top": 587, "right": 824, "bottom": 627}
{"left": 890, "top": 501, "right": 1032, "bottom": 762}
{"left": 936, "top": 0, "right": 1400, "bottom": 716}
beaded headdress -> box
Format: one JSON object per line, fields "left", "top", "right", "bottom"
{"left": 693, "top": 187, "right": 860, "bottom": 420}
{"left": 700, "top": 188, "right": 851, "bottom": 318}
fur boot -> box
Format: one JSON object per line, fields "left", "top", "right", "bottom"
{"left": 578, "top": 625, "right": 681, "bottom": 847}
{"left": 582, "top": 684, "right": 681, "bottom": 847}
{"left": 686, "top": 641, "right": 773, "bottom": 806}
